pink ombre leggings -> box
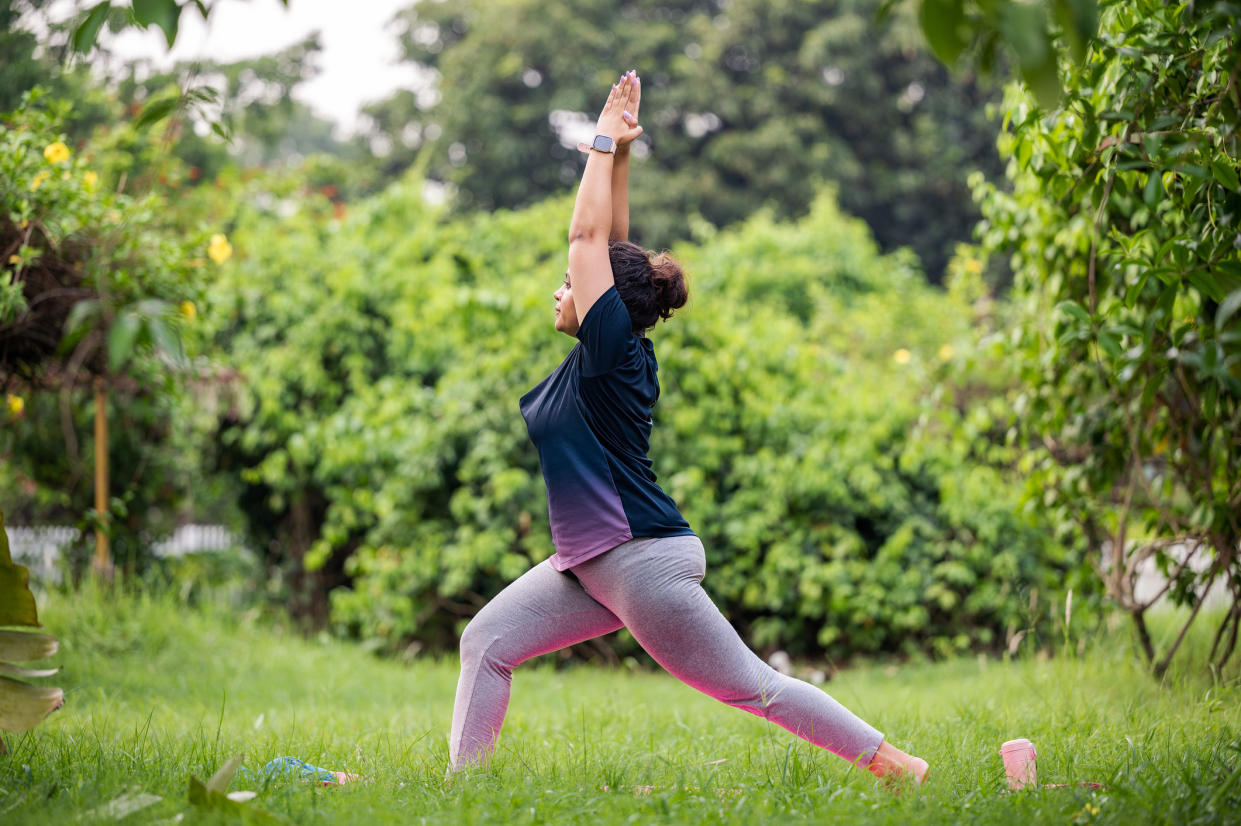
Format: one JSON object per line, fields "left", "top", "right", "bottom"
{"left": 449, "top": 535, "right": 884, "bottom": 769}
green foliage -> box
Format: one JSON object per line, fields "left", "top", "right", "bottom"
{"left": 0, "top": 508, "right": 62, "bottom": 749}
{"left": 199, "top": 162, "right": 1088, "bottom": 658}
{"left": 71, "top": 1, "right": 290, "bottom": 53}
{"left": 969, "top": 0, "right": 1241, "bottom": 674}
{"left": 0, "top": 92, "right": 215, "bottom": 563}
{"left": 910, "top": 0, "right": 1100, "bottom": 107}
{"left": 368, "top": 0, "right": 1004, "bottom": 279}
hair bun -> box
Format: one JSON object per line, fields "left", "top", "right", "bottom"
{"left": 647, "top": 251, "right": 688, "bottom": 320}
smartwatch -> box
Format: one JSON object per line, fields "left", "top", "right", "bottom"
{"left": 576, "top": 134, "right": 617, "bottom": 154}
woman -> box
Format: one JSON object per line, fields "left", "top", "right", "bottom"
{"left": 448, "top": 70, "right": 928, "bottom": 787}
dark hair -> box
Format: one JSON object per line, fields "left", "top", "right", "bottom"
{"left": 608, "top": 240, "right": 689, "bottom": 331}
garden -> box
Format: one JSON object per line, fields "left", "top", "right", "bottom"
{"left": 2, "top": 0, "right": 1239, "bottom": 822}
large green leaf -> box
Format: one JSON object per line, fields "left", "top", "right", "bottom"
{"left": 998, "top": 1, "right": 1061, "bottom": 108}
{"left": 919, "top": 0, "right": 971, "bottom": 66}
{"left": 0, "top": 510, "right": 38, "bottom": 628}
{"left": 107, "top": 311, "right": 142, "bottom": 373}
{"left": 0, "top": 630, "right": 57, "bottom": 663}
{"left": 0, "top": 663, "right": 59, "bottom": 679}
{"left": 0, "top": 676, "right": 63, "bottom": 734}
{"left": 132, "top": 0, "right": 183, "bottom": 48}
{"left": 71, "top": 1, "right": 112, "bottom": 53}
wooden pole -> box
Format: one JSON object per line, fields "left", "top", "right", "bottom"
{"left": 93, "top": 378, "right": 111, "bottom": 577}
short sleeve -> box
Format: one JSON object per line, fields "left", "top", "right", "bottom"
{"left": 575, "top": 287, "right": 636, "bottom": 377}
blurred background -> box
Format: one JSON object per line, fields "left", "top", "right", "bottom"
{"left": 2, "top": 0, "right": 1237, "bottom": 676}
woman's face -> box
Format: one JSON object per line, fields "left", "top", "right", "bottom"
{"left": 553, "top": 272, "right": 580, "bottom": 336}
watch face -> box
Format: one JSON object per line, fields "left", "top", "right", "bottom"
{"left": 592, "top": 135, "right": 615, "bottom": 153}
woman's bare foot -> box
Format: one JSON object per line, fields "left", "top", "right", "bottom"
{"left": 866, "top": 740, "right": 929, "bottom": 789}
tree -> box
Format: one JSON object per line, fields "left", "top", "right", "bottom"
{"left": 363, "top": 0, "right": 1003, "bottom": 280}
{"left": 960, "top": 0, "right": 1241, "bottom": 674}
{"left": 0, "top": 92, "right": 214, "bottom": 574}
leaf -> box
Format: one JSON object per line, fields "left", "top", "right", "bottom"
{"left": 132, "top": 0, "right": 182, "bottom": 48}
{"left": 1097, "top": 329, "right": 1121, "bottom": 358}
{"left": 0, "top": 676, "right": 63, "bottom": 734}
{"left": 208, "top": 754, "right": 245, "bottom": 794}
{"left": 108, "top": 313, "right": 142, "bottom": 373}
{"left": 0, "top": 631, "right": 57, "bottom": 662}
{"left": 1125, "top": 272, "right": 1150, "bottom": 307}
{"left": 64, "top": 298, "right": 101, "bottom": 337}
{"left": 72, "top": 2, "right": 112, "bottom": 53}
{"left": 1216, "top": 287, "right": 1241, "bottom": 329}
{"left": 1173, "top": 164, "right": 1210, "bottom": 180}
{"left": 919, "top": 0, "right": 971, "bottom": 66}
{"left": 134, "top": 95, "right": 180, "bottom": 129}
{"left": 997, "top": 1, "right": 1062, "bottom": 108}
{"left": 189, "top": 766, "right": 293, "bottom": 826}
{"left": 1143, "top": 170, "right": 1163, "bottom": 205}
{"left": 1188, "top": 270, "right": 1224, "bottom": 302}
{"left": 0, "top": 663, "right": 58, "bottom": 679}
{"left": 1211, "top": 159, "right": 1240, "bottom": 191}
{"left": 1056, "top": 299, "right": 1092, "bottom": 324}
{"left": 1051, "top": 0, "right": 1099, "bottom": 63}
{"left": 0, "top": 510, "right": 38, "bottom": 628}
{"left": 148, "top": 318, "right": 185, "bottom": 366}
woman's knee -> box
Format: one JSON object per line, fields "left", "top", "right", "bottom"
{"left": 459, "top": 613, "right": 502, "bottom": 666}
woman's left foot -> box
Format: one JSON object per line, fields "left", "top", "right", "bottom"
{"left": 866, "top": 740, "right": 929, "bottom": 789}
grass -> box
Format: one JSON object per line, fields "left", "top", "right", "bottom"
{"left": 2, "top": 582, "right": 1240, "bottom": 825}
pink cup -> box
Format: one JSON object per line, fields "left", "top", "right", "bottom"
{"left": 1000, "top": 738, "right": 1037, "bottom": 790}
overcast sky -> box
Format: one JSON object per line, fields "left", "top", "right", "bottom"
{"left": 91, "top": 0, "right": 422, "bottom": 135}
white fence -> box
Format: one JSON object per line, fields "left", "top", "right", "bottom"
{"left": 7, "top": 523, "right": 239, "bottom": 580}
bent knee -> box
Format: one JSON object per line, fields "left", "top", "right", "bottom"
{"left": 459, "top": 614, "right": 501, "bottom": 665}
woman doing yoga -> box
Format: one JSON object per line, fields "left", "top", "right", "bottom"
{"left": 447, "top": 70, "right": 928, "bottom": 788}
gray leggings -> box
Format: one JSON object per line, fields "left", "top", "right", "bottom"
{"left": 449, "top": 535, "right": 884, "bottom": 770}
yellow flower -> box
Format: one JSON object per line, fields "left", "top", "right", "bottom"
{"left": 207, "top": 233, "right": 233, "bottom": 264}
{"left": 8, "top": 254, "right": 20, "bottom": 266}
{"left": 939, "top": 344, "right": 954, "bottom": 361}
{"left": 19, "top": 219, "right": 28, "bottom": 229}
{"left": 83, "top": 170, "right": 99, "bottom": 190}
{"left": 963, "top": 257, "right": 983, "bottom": 275}
{"left": 43, "top": 141, "right": 70, "bottom": 164}
{"left": 893, "top": 348, "right": 912, "bottom": 365}
{"left": 29, "top": 170, "right": 50, "bottom": 191}
{"left": 180, "top": 300, "right": 197, "bottom": 321}
{"left": 6, "top": 394, "right": 24, "bottom": 416}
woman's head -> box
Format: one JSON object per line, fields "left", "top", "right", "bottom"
{"left": 608, "top": 240, "right": 688, "bottom": 332}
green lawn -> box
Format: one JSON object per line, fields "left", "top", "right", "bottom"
{"left": 3, "top": 584, "right": 1239, "bottom": 824}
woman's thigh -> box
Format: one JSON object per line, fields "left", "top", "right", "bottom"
{"left": 572, "top": 537, "right": 770, "bottom": 700}
{"left": 463, "top": 559, "right": 625, "bottom": 667}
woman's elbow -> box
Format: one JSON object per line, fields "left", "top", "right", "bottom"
{"left": 568, "top": 224, "right": 604, "bottom": 245}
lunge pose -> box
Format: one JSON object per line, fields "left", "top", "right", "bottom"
{"left": 448, "top": 71, "right": 928, "bottom": 787}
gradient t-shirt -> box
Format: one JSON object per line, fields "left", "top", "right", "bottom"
{"left": 520, "top": 286, "right": 694, "bottom": 570}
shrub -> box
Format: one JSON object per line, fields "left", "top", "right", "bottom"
{"left": 202, "top": 172, "right": 1091, "bottom": 660}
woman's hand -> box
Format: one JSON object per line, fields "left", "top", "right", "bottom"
{"left": 596, "top": 70, "right": 643, "bottom": 147}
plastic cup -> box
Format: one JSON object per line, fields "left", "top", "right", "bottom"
{"left": 1000, "top": 738, "right": 1037, "bottom": 790}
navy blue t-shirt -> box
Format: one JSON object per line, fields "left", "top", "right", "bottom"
{"left": 519, "top": 286, "right": 694, "bottom": 570}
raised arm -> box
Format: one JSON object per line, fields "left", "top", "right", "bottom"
{"left": 610, "top": 76, "right": 642, "bottom": 242}
{"left": 568, "top": 71, "right": 643, "bottom": 323}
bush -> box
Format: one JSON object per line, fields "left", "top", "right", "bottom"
{"left": 0, "top": 91, "right": 217, "bottom": 571}
{"left": 201, "top": 169, "right": 1092, "bottom": 660}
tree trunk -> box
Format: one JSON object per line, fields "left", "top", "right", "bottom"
{"left": 92, "top": 380, "right": 112, "bottom": 579}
